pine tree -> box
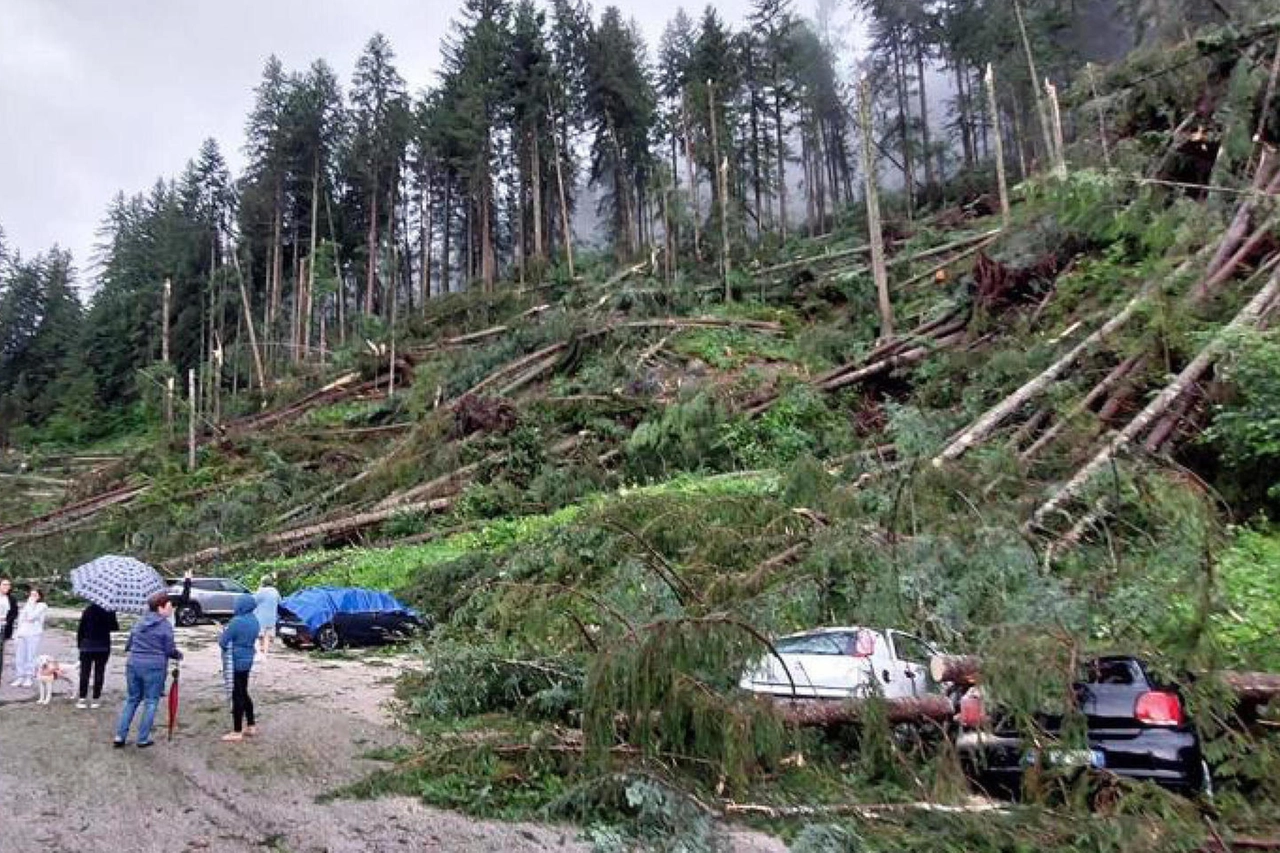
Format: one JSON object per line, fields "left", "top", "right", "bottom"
{"left": 584, "top": 7, "right": 658, "bottom": 260}
{"left": 348, "top": 34, "right": 410, "bottom": 315}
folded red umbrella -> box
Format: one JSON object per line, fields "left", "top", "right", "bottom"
{"left": 167, "top": 666, "right": 180, "bottom": 742}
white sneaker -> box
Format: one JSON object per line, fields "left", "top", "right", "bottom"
{"left": 76, "top": 699, "right": 88, "bottom": 709}
{"left": 21, "top": 679, "right": 32, "bottom": 688}
{"left": 8, "top": 678, "right": 21, "bottom": 687}
{"left": 90, "top": 701, "right": 101, "bottom": 709}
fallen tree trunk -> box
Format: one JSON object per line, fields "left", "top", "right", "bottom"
{"left": 931, "top": 656, "right": 1280, "bottom": 707}
{"left": 721, "top": 800, "right": 1004, "bottom": 819}
{"left": 0, "top": 484, "right": 147, "bottom": 539}
{"left": 165, "top": 496, "right": 454, "bottom": 569}
{"left": 930, "top": 655, "right": 983, "bottom": 686}
{"left": 765, "top": 694, "right": 955, "bottom": 727}
{"left": 931, "top": 274, "right": 1165, "bottom": 466}
{"left": 1020, "top": 354, "right": 1144, "bottom": 463}
{"left": 1029, "top": 268, "right": 1280, "bottom": 533}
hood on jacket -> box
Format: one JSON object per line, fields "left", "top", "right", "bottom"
{"left": 136, "top": 612, "right": 167, "bottom": 633}
{"left": 234, "top": 594, "right": 256, "bottom": 616}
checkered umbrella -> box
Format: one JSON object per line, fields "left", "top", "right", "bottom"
{"left": 69, "top": 555, "right": 165, "bottom": 614}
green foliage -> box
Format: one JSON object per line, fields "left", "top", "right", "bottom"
{"left": 718, "top": 387, "right": 849, "bottom": 468}
{"left": 1206, "top": 329, "right": 1280, "bottom": 499}
{"left": 404, "top": 639, "right": 584, "bottom": 721}
{"left": 1210, "top": 529, "right": 1280, "bottom": 670}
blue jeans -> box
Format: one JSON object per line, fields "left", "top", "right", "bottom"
{"left": 115, "top": 663, "right": 167, "bottom": 744}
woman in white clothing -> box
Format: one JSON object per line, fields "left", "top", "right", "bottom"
{"left": 11, "top": 586, "right": 48, "bottom": 688}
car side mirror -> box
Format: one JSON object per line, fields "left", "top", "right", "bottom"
{"left": 882, "top": 669, "right": 892, "bottom": 683}
{"left": 905, "top": 669, "right": 917, "bottom": 679}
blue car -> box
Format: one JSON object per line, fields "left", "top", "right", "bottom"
{"left": 276, "top": 586, "right": 428, "bottom": 651}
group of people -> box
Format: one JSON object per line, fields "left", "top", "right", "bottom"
{"left": 0, "top": 572, "right": 282, "bottom": 749}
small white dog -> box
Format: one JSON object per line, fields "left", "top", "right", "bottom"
{"left": 35, "top": 655, "right": 76, "bottom": 705}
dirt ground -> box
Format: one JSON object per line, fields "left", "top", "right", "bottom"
{"left": 0, "top": 612, "right": 786, "bottom": 853}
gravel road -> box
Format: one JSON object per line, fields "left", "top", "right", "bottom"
{"left": 0, "top": 612, "right": 787, "bottom": 853}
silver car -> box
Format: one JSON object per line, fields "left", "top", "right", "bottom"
{"left": 165, "top": 577, "right": 252, "bottom": 626}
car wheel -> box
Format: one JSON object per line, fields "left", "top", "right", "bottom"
{"left": 176, "top": 604, "right": 201, "bottom": 627}
{"left": 315, "top": 624, "right": 340, "bottom": 652}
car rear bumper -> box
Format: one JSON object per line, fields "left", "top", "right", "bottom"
{"left": 275, "top": 622, "right": 314, "bottom": 646}
{"left": 958, "top": 729, "right": 1205, "bottom": 793}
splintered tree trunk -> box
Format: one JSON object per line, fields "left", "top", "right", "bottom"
{"left": 859, "top": 78, "right": 894, "bottom": 341}
{"left": 551, "top": 100, "right": 575, "bottom": 277}
{"left": 985, "top": 65, "right": 1011, "bottom": 226}
{"left": 1030, "top": 269, "right": 1280, "bottom": 532}
{"left": 231, "top": 250, "right": 267, "bottom": 391}
{"left": 365, "top": 183, "right": 379, "bottom": 316}
{"left": 773, "top": 65, "right": 788, "bottom": 240}
{"left": 1046, "top": 80, "right": 1067, "bottom": 178}
{"left": 708, "top": 81, "right": 730, "bottom": 297}
{"left": 305, "top": 156, "right": 319, "bottom": 360}
{"left": 682, "top": 98, "right": 702, "bottom": 260}
{"left": 1014, "top": 0, "right": 1055, "bottom": 168}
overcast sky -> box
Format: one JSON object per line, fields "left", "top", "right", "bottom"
{"left": 1, "top": 0, "right": 861, "bottom": 290}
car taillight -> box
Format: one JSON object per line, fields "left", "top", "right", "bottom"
{"left": 958, "top": 689, "right": 986, "bottom": 728}
{"left": 1134, "top": 691, "right": 1183, "bottom": 727}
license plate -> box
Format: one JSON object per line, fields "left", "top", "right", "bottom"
{"left": 1024, "top": 748, "right": 1105, "bottom": 769}
{"left": 278, "top": 626, "right": 297, "bottom": 636}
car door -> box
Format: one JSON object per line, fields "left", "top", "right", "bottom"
{"left": 886, "top": 631, "right": 937, "bottom": 698}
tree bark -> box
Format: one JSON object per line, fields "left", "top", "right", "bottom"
{"left": 551, "top": 98, "right": 575, "bottom": 277}
{"left": 859, "top": 78, "right": 894, "bottom": 340}
{"left": 708, "top": 81, "right": 731, "bottom": 298}
{"left": 1030, "top": 269, "right": 1280, "bottom": 532}
{"left": 365, "top": 182, "right": 379, "bottom": 315}
{"left": 932, "top": 270, "right": 1172, "bottom": 466}
{"left": 930, "top": 655, "right": 982, "bottom": 685}
{"left": 917, "top": 46, "right": 936, "bottom": 190}
{"left": 773, "top": 62, "right": 788, "bottom": 240}
{"left": 985, "top": 65, "right": 1011, "bottom": 227}
{"left": 1020, "top": 353, "right": 1144, "bottom": 463}
{"left": 766, "top": 694, "right": 955, "bottom": 727}
{"left": 231, "top": 250, "right": 267, "bottom": 391}
{"left": 531, "top": 128, "right": 545, "bottom": 265}
{"left": 1013, "top": 0, "right": 1055, "bottom": 167}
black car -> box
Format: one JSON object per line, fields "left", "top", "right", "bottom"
{"left": 276, "top": 607, "right": 426, "bottom": 651}
{"left": 956, "top": 656, "right": 1210, "bottom": 796}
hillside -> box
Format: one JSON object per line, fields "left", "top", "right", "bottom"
{"left": 5, "top": 11, "right": 1280, "bottom": 853}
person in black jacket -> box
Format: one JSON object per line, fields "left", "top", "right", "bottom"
{"left": 0, "top": 577, "right": 16, "bottom": 683}
{"left": 76, "top": 603, "right": 120, "bottom": 708}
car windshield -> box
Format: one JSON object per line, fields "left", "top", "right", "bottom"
{"left": 775, "top": 630, "right": 875, "bottom": 656}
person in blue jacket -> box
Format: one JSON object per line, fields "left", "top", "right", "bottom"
{"left": 218, "top": 595, "right": 259, "bottom": 742}
{"left": 114, "top": 591, "right": 183, "bottom": 748}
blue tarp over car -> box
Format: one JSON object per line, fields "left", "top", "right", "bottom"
{"left": 280, "top": 586, "right": 416, "bottom": 633}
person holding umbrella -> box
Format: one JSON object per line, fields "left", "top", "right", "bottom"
{"left": 114, "top": 591, "right": 183, "bottom": 748}
{"left": 75, "top": 602, "right": 119, "bottom": 708}
{"left": 218, "top": 595, "right": 259, "bottom": 742}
